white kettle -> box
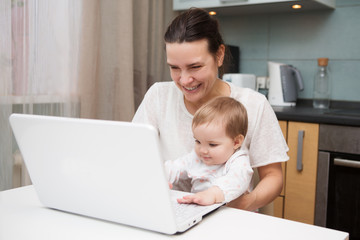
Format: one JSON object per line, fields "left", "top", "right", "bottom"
{"left": 267, "top": 61, "right": 304, "bottom": 107}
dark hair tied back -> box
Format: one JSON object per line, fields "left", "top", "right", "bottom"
{"left": 164, "top": 8, "right": 224, "bottom": 57}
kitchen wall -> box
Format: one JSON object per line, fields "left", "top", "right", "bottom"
{"left": 218, "top": 0, "right": 360, "bottom": 102}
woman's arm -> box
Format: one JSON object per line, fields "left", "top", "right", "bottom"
{"left": 226, "top": 162, "right": 283, "bottom": 211}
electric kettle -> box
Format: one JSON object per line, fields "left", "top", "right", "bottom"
{"left": 267, "top": 61, "right": 304, "bottom": 106}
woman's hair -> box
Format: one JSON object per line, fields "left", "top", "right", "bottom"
{"left": 192, "top": 97, "right": 248, "bottom": 139}
{"left": 164, "top": 8, "right": 229, "bottom": 76}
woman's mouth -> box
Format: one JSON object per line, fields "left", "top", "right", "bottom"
{"left": 183, "top": 84, "right": 201, "bottom": 91}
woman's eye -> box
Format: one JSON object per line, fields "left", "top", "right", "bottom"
{"left": 191, "top": 65, "right": 201, "bottom": 69}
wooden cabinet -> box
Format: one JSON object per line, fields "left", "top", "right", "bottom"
{"left": 259, "top": 120, "right": 319, "bottom": 224}
{"left": 272, "top": 120, "right": 288, "bottom": 218}
{"left": 284, "top": 122, "right": 319, "bottom": 224}
{"left": 269, "top": 121, "right": 319, "bottom": 225}
{"left": 278, "top": 121, "right": 287, "bottom": 197}
{"left": 260, "top": 121, "right": 287, "bottom": 218}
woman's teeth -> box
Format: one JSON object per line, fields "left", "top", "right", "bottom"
{"left": 184, "top": 85, "right": 199, "bottom": 91}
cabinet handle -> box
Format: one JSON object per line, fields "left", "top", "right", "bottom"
{"left": 334, "top": 158, "right": 360, "bottom": 169}
{"left": 297, "top": 130, "right": 305, "bottom": 171}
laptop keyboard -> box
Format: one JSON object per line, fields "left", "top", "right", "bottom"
{"left": 170, "top": 190, "right": 215, "bottom": 223}
{"left": 173, "top": 201, "right": 210, "bottom": 223}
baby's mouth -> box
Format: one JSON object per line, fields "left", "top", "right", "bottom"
{"left": 201, "top": 156, "right": 211, "bottom": 161}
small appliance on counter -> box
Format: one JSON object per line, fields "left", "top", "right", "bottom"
{"left": 267, "top": 61, "right": 304, "bottom": 107}
{"left": 256, "top": 76, "right": 269, "bottom": 98}
{"left": 223, "top": 73, "right": 256, "bottom": 90}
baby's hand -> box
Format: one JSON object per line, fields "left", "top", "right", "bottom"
{"left": 177, "top": 187, "right": 224, "bottom": 206}
{"left": 177, "top": 192, "right": 215, "bottom": 205}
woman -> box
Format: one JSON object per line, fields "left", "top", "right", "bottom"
{"left": 132, "top": 8, "right": 288, "bottom": 211}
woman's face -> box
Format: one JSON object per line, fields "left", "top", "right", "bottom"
{"left": 166, "top": 39, "right": 224, "bottom": 105}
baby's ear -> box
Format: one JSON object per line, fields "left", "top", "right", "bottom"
{"left": 233, "top": 134, "right": 244, "bottom": 149}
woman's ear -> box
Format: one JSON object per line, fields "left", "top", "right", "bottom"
{"left": 217, "top": 44, "right": 225, "bottom": 67}
{"left": 233, "top": 134, "right": 244, "bottom": 150}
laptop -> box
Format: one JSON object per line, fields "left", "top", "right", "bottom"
{"left": 9, "top": 113, "right": 224, "bottom": 234}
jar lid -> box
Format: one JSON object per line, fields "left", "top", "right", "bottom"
{"left": 318, "top": 58, "right": 329, "bottom": 66}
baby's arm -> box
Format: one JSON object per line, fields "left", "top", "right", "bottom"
{"left": 177, "top": 186, "right": 224, "bottom": 205}
{"left": 214, "top": 154, "right": 253, "bottom": 203}
{"left": 165, "top": 151, "right": 194, "bottom": 186}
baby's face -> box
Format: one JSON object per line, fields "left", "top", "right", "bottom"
{"left": 193, "top": 122, "right": 237, "bottom": 166}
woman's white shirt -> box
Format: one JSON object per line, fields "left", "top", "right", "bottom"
{"left": 132, "top": 81, "right": 289, "bottom": 168}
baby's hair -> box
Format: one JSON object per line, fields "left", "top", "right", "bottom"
{"left": 192, "top": 97, "right": 248, "bottom": 139}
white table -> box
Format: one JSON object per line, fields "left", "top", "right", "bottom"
{"left": 0, "top": 186, "right": 349, "bottom": 240}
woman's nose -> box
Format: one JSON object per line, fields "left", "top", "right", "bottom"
{"left": 180, "top": 71, "right": 194, "bottom": 85}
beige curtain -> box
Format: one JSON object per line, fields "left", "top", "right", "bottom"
{"left": 0, "top": 0, "right": 176, "bottom": 191}
{"left": 133, "top": 0, "right": 175, "bottom": 109}
{"left": 78, "top": 0, "right": 175, "bottom": 121}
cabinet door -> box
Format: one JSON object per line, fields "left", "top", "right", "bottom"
{"left": 284, "top": 122, "right": 319, "bottom": 224}
{"left": 258, "top": 121, "right": 287, "bottom": 218}
{"left": 274, "top": 196, "right": 284, "bottom": 218}
{"left": 272, "top": 121, "right": 287, "bottom": 218}
{"left": 278, "top": 121, "right": 287, "bottom": 197}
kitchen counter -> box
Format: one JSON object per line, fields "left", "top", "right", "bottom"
{"left": 273, "top": 100, "right": 360, "bottom": 127}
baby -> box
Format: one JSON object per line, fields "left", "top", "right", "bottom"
{"left": 165, "top": 96, "right": 253, "bottom": 205}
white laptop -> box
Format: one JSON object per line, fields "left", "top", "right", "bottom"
{"left": 9, "top": 113, "right": 224, "bottom": 234}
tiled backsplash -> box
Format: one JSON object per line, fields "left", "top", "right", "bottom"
{"left": 218, "top": 1, "right": 360, "bottom": 102}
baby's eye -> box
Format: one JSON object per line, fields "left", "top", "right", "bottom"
{"left": 209, "top": 143, "right": 218, "bottom": 147}
{"left": 195, "top": 139, "right": 200, "bottom": 144}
